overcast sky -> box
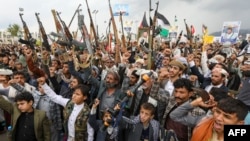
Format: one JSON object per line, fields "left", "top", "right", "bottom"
{"left": 0, "top": 0, "right": 249, "bottom": 37}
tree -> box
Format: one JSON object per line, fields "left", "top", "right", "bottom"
{"left": 7, "top": 24, "right": 21, "bottom": 37}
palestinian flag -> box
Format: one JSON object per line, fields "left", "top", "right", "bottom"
{"left": 156, "top": 12, "right": 170, "bottom": 37}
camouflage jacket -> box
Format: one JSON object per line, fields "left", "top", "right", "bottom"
{"left": 63, "top": 101, "right": 90, "bottom": 141}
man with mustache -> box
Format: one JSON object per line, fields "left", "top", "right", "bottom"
{"left": 95, "top": 70, "right": 125, "bottom": 119}
{"left": 100, "top": 57, "right": 117, "bottom": 81}
{"left": 170, "top": 96, "right": 248, "bottom": 141}
{"left": 150, "top": 78, "right": 206, "bottom": 141}
{"left": 187, "top": 53, "right": 229, "bottom": 93}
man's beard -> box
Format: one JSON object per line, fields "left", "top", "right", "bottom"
{"left": 211, "top": 80, "right": 220, "bottom": 86}
{"left": 105, "top": 82, "right": 117, "bottom": 88}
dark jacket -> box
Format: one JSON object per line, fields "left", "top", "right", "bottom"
{"left": 237, "top": 77, "right": 250, "bottom": 107}
{"left": 88, "top": 114, "right": 115, "bottom": 141}
{"left": 68, "top": 60, "right": 100, "bottom": 103}
{"left": 190, "top": 65, "right": 229, "bottom": 93}
{"left": 122, "top": 116, "right": 159, "bottom": 141}
{"left": 96, "top": 82, "right": 125, "bottom": 118}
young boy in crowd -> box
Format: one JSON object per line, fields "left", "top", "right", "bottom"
{"left": 0, "top": 92, "right": 50, "bottom": 141}
{"left": 88, "top": 99, "right": 117, "bottom": 141}
{"left": 122, "top": 102, "right": 160, "bottom": 141}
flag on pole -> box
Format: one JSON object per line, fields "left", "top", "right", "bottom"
{"left": 157, "top": 19, "right": 169, "bottom": 37}
{"left": 203, "top": 35, "right": 214, "bottom": 44}
{"left": 156, "top": 12, "right": 170, "bottom": 25}
{"left": 156, "top": 12, "right": 170, "bottom": 37}
{"left": 159, "top": 28, "right": 169, "bottom": 37}
{"left": 191, "top": 25, "right": 195, "bottom": 35}
{"left": 202, "top": 24, "right": 209, "bottom": 46}
{"left": 139, "top": 12, "right": 149, "bottom": 28}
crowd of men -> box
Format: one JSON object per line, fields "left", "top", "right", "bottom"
{"left": 0, "top": 34, "right": 250, "bottom": 141}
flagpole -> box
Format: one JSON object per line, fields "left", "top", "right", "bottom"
{"left": 148, "top": 0, "right": 152, "bottom": 70}
{"left": 149, "top": 0, "right": 153, "bottom": 26}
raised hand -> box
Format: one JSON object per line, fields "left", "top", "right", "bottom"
{"left": 8, "top": 79, "right": 18, "bottom": 85}
{"left": 191, "top": 94, "right": 216, "bottom": 108}
{"left": 187, "top": 54, "right": 194, "bottom": 62}
{"left": 49, "top": 66, "right": 56, "bottom": 77}
{"left": 37, "top": 76, "right": 46, "bottom": 86}
{"left": 189, "top": 75, "right": 198, "bottom": 83}
{"left": 67, "top": 50, "right": 73, "bottom": 61}
{"left": 114, "top": 103, "right": 120, "bottom": 111}
{"left": 92, "top": 99, "right": 100, "bottom": 109}
{"left": 38, "top": 85, "right": 45, "bottom": 95}
{"left": 157, "top": 69, "right": 169, "bottom": 82}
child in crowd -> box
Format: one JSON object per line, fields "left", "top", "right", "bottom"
{"left": 0, "top": 92, "right": 50, "bottom": 141}
{"left": 88, "top": 99, "right": 118, "bottom": 141}
{"left": 122, "top": 102, "right": 159, "bottom": 141}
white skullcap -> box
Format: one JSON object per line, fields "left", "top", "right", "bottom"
{"left": 212, "top": 68, "right": 228, "bottom": 77}
{"left": 0, "top": 69, "right": 13, "bottom": 75}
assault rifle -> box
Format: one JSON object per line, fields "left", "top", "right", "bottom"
{"left": 56, "top": 12, "right": 73, "bottom": 43}
{"left": 35, "top": 12, "right": 51, "bottom": 51}
{"left": 19, "top": 13, "right": 36, "bottom": 50}
{"left": 56, "top": 11, "right": 85, "bottom": 49}
{"left": 78, "top": 13, "right": 93, "bottom": 54}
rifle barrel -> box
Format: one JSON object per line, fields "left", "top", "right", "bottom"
{"left": 85, "top": 0, "right": 99, "bottom": 48}
{"left": 68, "top": 4, "right": 82, "bottom": 28}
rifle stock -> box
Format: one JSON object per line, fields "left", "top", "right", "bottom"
{"left": 108, "top": 0, "right": 121, "bottom": 64}
{"left": 35, "top": 13, "right": 51, "bottom": 51}
{"left": 119, "top": 11, "right": 127, "bottom": 52}
{"left": 51, "top": 9, "right": 64, "bottom": 34}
